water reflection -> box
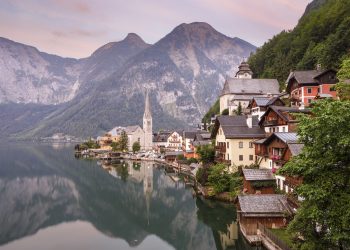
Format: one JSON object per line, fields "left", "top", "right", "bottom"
{"left": 0, "top": 144, "right": 256, "bottom": 250}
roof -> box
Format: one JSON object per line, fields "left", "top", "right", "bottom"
{"left": 286, "top": 69, "right": 337, "bottom": 92}
{"left": 274, "top": 132, "right": 298, "bottom": 143}
{"left": 262, "top": 132, "right": 299, "bottom": 146}
{"left": 165, "top": 151, "right": 183, "bottom": 157}
{"left": 183, "top": 131, "right": 197, "bottom": 139}
{"left": 242, "top": 169, "right": 275, "bottom": 181}
{"left": 220, "top": 78, "right": 280, "bottom": 96}
{"left": 287, "top": 143, "right": 304, "bottom": 156}
{"left": 193, "top": 140, "right": 211, "bottom": 146}
{"left": 108, "top": 126, "right": 142, "bottom": 136}
{"left": 212, "top": 115, "right": 265, "bottom": 139}
{"left": 238, "top": 195, "right": 293, "bottom": 217}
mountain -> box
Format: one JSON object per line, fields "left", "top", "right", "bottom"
{"left": 0, "top": 22, "right": 256, "bottom": 139}
{"left": 0, "top": 37, "right": 81, "bottom": 104}
{"left": 248, "top": 0, "right": 350, "bottom": 86}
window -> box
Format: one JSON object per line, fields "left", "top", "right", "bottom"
{"left": 239, "top": 141, "right": 243, "bottom": 148}
{"left": 282, "top": 127, "right": 286, "bottom": 132}
{"left": 227, "top": 154, "right": 229, "bottom": 160}
{"left": 249, "top": 155, "right": 253, "bottom": 161}
{"left": 308, "top": 99, "right": 312, "bottom": 104}
{"left": 239, "top": 155, "right": 243, "bottom": 161}
{"left": 307, "top": 88, "right": 312, "bottom": 94}
{"left": 227, "top": 142, "right": 229, "bottom": 149}
{"left": 249, "top": 142, "right": 253, "bottom": 148}
{"left": 138, "top": 138, "right": 140, "bottom": 142}
{"left": 276, "top": 127, "right": 279, "bottom": 132}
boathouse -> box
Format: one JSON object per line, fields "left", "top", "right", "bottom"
{"left": 237, "top": 195, "right": 294, "bottom": 238}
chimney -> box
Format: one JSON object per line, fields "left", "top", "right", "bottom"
{"left": 246, "top": 115, "right": 252, "bottom": 128}
{"left": 316, "top": 64, "right": 322, "bottom": 71}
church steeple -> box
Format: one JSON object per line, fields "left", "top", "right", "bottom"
{"left": 143, "top": 89, "right": 153, "bottom": 150}
{"left": 144, "top": 89, "right": 152, "bottom": 119}
{"left": 235, "top": 60, "right": 253, "bottom": 79}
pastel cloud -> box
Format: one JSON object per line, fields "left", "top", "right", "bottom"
{"left": 0, "top": 0, "right": 311, "bottom": 58}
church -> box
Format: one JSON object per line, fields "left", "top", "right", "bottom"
{"left": 106, "top": 90, "right": 153, "bottom": 151}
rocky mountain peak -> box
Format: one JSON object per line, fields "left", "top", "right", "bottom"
{"left": 123, "top": 33, "right": 147, "bottom": 45}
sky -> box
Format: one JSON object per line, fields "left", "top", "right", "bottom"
{"left": 0, "top": 0, "right": 311, "bottom": 58}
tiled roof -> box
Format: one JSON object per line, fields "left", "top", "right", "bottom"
{"left": 184, "top": 131, "right": 197, "bottom": 139}
{"left": 216, "top": 116, "right": 265, "bottom": 139}
{"left": 221, "top": 78, "right": 280, "bottom": 96}
{"left": 238, "top": 195, "right": 293, "bottom": 216}
{"left": 274, "top": 132, "right": 298, "bottom": 143}
{"left": 243, "top": 169, "right": 275, "bottom": 181}
{"left": 288, "top": 143, "right": 304, "bottom": 156}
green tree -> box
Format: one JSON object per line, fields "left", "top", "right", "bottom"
{"left": 196, "top": 144, "right": 215, "bottom": 164}
{"left": 111, "top": 141, "right": 120, "bottom": 152}
{"left": 119, "top": 130, "right": 129, "bottom": 152}
{"left": 336, "top": 56, "right": 350, "bottom": 100}
{"left": 236, "top": 102, "right": 242, "bottom": 115}
{"left": 221, "top": 108, "right": 229, "bottom": 115}
{"left": 132, "top": 141, "right": 141, "bottom": 153}
{"left": 279, "top": 100, "right": 350, "bottom": 249}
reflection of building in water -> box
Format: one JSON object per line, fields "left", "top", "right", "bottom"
{"left": 143, "top": 161, "right": 153, "bottom": 225}
{"left": 219, "top": 222, "right": 238, "bottom": 250}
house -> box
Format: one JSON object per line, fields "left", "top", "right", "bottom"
{"left": 219, "top": 61, "right": 280, "bottom": 114}
{"left": 164, "top": 151, "right": 183, "bottom": 162}
{"left": 286, "top": 67, "right": 338, "bottom": 109}
{"left": 254, "top": 132, "right": 304, "bottom": 193}
{"left": 153, "top": 131, "right": 171, "bottom": 152}
{"left": 211, "top": 115, "right": 265, "bottom": 172}
{"left": 242, "top": 169, "right": 276, "bottom": 194}
{"left": 258, "top": 106, "right": 310, "bottom": 134}
{"left": 182, "top": 131, "right": 197, "bottom": 152}
{"left": 247, "top": 96, "right": 285, "bottom": 120}
{"left": 237, "top": 195, "right": 294, "bottom": 237}
{"left": 166, "top": 131, "right": 183, "bottom": 151}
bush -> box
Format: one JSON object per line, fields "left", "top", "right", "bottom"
{"left": 207, "top": 164, "right": 243, "bottom": 195}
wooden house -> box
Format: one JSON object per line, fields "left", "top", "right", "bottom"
{"left": 258, "top": 106, "right": 310, "bottom": 134}
{"left": 242, "top": 169, "right": 276, "bottom": 194}
{"left": 237, "top": 195, "right": 294, "bottom": 237}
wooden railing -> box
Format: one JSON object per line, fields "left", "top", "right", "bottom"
{"left": 257, "top": 223, "right": 292, "bottom": 250}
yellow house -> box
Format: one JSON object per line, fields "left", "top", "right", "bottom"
{"left": 212, "top": 115, "right": 266, "bottom": 172}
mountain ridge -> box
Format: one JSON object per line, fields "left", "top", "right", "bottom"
{"left": 0, "top": 22, "right": 256, "bottom": 139}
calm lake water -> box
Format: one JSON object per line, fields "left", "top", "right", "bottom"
{"left": 0, "top": 143, "right": 258, "bottom": 250}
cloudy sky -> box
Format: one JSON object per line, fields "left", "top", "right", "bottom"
{"left": 0, "top": 0, "right": 311, "bottom": 58}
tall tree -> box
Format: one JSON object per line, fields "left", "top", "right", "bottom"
{"left": 132, "top": 141, "right": 141, "bottom": 153}
{"left": 336, "top": 56, "right": 350, "bottom": 100}
{"left": 279, "top": 100, "right": 350, "bottom": 250}
{"left": 119, "top": 130, "right": 129, "bottom": 152}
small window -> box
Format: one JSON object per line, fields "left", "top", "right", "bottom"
{"left": 249, "top": 155, "right": 253, "bottom": 161}
{"left": 227, "top": 142, "right": 229, "bottom": 149}
{"left": 307, "top": 88, "right": 312, "bottom": 94}
{"left": 239, "top": 155, "right": 243, "bottom": 161}
{"left": 227, "top": 154, "right": 229, "bottom": 160}
{"left": 282, "top": 127, "right": 286, "bottom": 132}
{"left": 239, "top": 142, "right": 243, "bottom": 148}
{"left": 276, "top": 127, "right": 279, "bottom": 132}
{"left": 249, "top": 142, "right": 253, "bottom": 148}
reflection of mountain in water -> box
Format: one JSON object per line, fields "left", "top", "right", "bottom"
{"left": 0, "top": 144, "right": 252, "bottom": 250}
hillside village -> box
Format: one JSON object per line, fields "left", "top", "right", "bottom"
{"left": 75, "top": 57, "right": 349, "bottom": 249}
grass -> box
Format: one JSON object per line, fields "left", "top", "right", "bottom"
{"left": 270, "top": 228, "right": 294, "bottom": 249}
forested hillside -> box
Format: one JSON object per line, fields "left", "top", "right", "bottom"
{"left": 248, "top": 0, "right": 350, "bottom": 88}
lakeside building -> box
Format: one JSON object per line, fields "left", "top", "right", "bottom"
{"left": 211, "top": 115, "right": 265, "bottom": 172}
{"left": 247, "top": 96, "right": 285, "bottom": 120}
{"left": 286, "top": 66, "right": 338, "bottom": 109}
{"left": 219, "top": 61, "right": 280, "bottom": 114}
{"left": 242, "top": 169, "right": 276, "bottom": 194}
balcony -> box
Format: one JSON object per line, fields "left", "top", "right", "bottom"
{"left": 215, "top": 145, "right": 226, "bottom": 153}
{"left": 271, "top": 154, "right": 282, "bottom": 161}
{"left": 264, "top": 119, "right": 278, "bottom": 126}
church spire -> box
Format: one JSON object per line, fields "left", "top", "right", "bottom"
{"left": 144, "top": 89, "right": 152, "bottom": 119}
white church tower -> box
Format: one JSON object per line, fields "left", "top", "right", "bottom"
{"left": 143, "top": 90, "right": 153, "bottom": 151}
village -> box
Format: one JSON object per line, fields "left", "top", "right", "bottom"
{"left": 73, "top": 58, "right": 346, "bottom": 250}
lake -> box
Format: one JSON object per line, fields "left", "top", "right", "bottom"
{"left": 0, "top": 143, "right": 258, "bottom": 250}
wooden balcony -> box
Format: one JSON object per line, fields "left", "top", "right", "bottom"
{"left": 264, "top": 119, "right": 278, "bottom": 126}
{"left": 215, "top": 145, "right": 226, "bottom": 153}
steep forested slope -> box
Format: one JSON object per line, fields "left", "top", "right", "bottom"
{"left": 248, "top": 0, "right": 350, "bottom": 87}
